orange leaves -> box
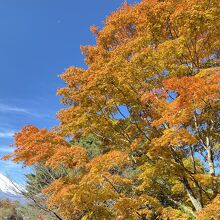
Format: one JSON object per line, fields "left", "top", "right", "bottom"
{"left": 196, "top": 196, "right": 220, "bottom": 220}
{"left": 45, "top": 146, "right": 87, "bottom": 169}
{"left": 152, "top": 128, "right": 196, "bottom": 149}
{"left": 5, "top": 127, "right": 130, "bottom": 219}
{"left": 57, "top": 0, "right": 220, "bottom": 164}
{"left": 87, "top": 150, "right": 129, "bottom": 172}
{"left": 57, "top": 67, "right": 85, "bottom": 105}
{"left": 163, "top": 73, "right": 220, "bottom": 108}
{"left": 151, "top": 70, "right": 220, "bottom": 127}
{"left": 3, "top": 0, "right": 220, "bottom": 219}
{"left": 6, "top": 125, "right": 87, "bottom": 169}
{"left": 141, "top": 87, "right": 169, "bottom": 123}
{"left": 42, "top": 150, "right": 130, "bottom": 219}
{"left": 43, "top": 178, "right": 82, "bottom": 219}
{"left": 89, "top": 25, "right": 98, "bottom": 36}
{"left": 114, "top": 197, "right": 141, "bottom": 220}
{"left": 114, "top": 195, "right": 162, "bottom": 220}
{"left": 9, "top": 126, "right": 60, "bottom": 165}
{"left": 8, "top": 125, "right": 130, "bottom": 219}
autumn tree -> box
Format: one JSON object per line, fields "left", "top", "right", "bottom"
{"left": 4, "top": 0, "right": 220, "bottom": 219}
{"left": 21, "top": 135, "right": 103, "bottom": 219}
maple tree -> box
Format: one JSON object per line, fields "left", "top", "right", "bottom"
{"left": 3, "top": 0, "right": 220, "bottom": 219}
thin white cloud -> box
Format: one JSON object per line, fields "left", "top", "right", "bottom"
{"left": 0, "top": 103, "right": 48, "bottom": 118}
{"left": 0, "top": 104, "right": 32, "bottom": 115}
{"left": 0, "top": 131, "right": 14, "bottom": 138}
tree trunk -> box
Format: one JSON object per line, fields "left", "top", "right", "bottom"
{"left": 207, "top": 145, "right": 215, "bottom": 176}
{"left": 182, "top": 178, "right": 203, "bottom": 211}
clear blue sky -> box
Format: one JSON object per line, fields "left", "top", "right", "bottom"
{"left": 0, "top": 0, "right": 138, "bottom": 183}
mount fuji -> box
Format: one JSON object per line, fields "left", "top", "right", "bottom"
{"left": 0, "top": 173, "right": 26, "bottom": 203}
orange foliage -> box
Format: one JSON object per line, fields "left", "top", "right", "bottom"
{"left": 3, "top": 0, "right": 220, "bottom": 219}
{"left": 196, "top": 196, "right": 220, "bottom": 220}
{"left": 3, "top": 125, "right": 87, "bottom": 169}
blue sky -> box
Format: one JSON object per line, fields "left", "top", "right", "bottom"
{"left": 0, "top": 0, "right": 139, "bottom": 183}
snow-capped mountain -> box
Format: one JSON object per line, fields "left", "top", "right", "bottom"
{"left": 0, "top": 173, "right": 26, "bottom": 203}
{"left": 0, "top": 173, "right": 20, "bottom": 194}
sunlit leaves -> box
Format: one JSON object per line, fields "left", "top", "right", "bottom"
{"left": 3, "top": 0, "right": 220, "bottom": 219}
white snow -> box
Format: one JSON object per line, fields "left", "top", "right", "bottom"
{"left": 0, "top": 173, "right": 21, "bottom": 195}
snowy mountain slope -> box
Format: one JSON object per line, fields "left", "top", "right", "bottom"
{"left": 0, "top": 173, "right": 26, "bottom": 203}
{"left": 0, "top": 173, "right": 20, "bottom": 195}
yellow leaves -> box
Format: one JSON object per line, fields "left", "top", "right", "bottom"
{"left": 138, "top": 159, "right": 177, "bottom": 191}
{"left": 152, "top": 127, "right": 196, "bottom": 148}
{"left": 56, "top": 0, "right": 220, "bottom": 158}
{"left": 139, "top": 194, "right": 162, "bottom": 212}
{"left": 109, "top": 175, "right": 132, "bottom": 186}
{"left": 114, "top": 198, "right": 140, "bottom": 220}
{"left": 196, "top": 196, "right": 220, "bottom": 220}
{"left": 171, "top": 181, "right": 184, "bottom": 195}
{"left": 162, "top": 207, "right": 191, "bottom": 220}
{"left": 193, "top": 174, "right": 217, "bottom": 187}
{"left": 87, "top": 150, "right": 129, "bottom": 172}
{"left": 4, "top": 0, "right": 220, "bottom": 219}
{"left": 130, "top": 135, "right": 147, "bottom": 150}
{"left": 44, "top": 178, "right": 73, "bottom": 209}
{"left": 114, "top": 195, "right": 162, "bottom": 220}
{"left": 197, "top": 68, "right": 220, "bottom": 83}
{"left": 157, "top": 37, "right": 186, "bottom": 66}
